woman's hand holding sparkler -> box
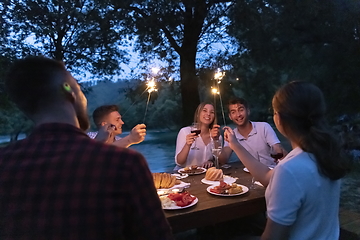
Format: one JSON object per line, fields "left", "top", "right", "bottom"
{"left": 210, "top": 124, "right": 220, "bottom": 140}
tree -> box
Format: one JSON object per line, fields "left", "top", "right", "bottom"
{"left": 99, "top": 0, "right": 234, "bottom": 125}
{"left": 7, "top": 0, "right": 127, "bottom": 78}
{"left": 227, "top": 0, "right": 360, "bottom": 119}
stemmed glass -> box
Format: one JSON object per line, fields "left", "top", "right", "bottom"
{"left": 211, "top": 138, "right": 222, "bottom": 169}
{"left": 270, "top": 145, "right": 283, "bottom": 165}
{"left": 190, "top": 122, "right": 201, "bottom": 150}
{"left": 250, "top": 152, "right": 260, "bottom": 189}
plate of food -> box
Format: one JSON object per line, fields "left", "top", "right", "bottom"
{"left": 171, "top": 173, "right": 189, "bottom": 179}
{"left": 178, "top": 166, "right": 206, "bottom": 175}
{"left": 201, "top": 175, "right": 237, "bottom": 185}
{"left": 201, "top": 167, "right": 237, "bottom": 185}
{"left": 207, "top": 181, "right": 249, "bottom": 197}
{"left": 157, "top": 181, "right": 190, "bottom": 191}
{"left": 159, "top": 192, "right": 198, "bottom": 210}
{"left": 152, "top": 172, "right": 190, "bottom": 190}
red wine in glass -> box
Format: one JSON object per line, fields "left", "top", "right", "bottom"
{"left": 270, "top": 153, "right": 284, "bottom": 160}
{"left": 191, "top": 129, "right": 201, "bottom": 135}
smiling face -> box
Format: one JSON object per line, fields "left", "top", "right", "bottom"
{"left": 198, "top": 104, "right": 215, "bottom": 126}
{"left": 101, "top": 111, "right": 124, "bottom": 135}
{"left": 228, "top": 103, "right": 250, "bottom": 127}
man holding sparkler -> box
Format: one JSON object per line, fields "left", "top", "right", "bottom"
{"left": 219, "top": 97, "right": 287, "bottom": 168}
{"left": 88, "top": 105, "right": 146, "bottom": 148}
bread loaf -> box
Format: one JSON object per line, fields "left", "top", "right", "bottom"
{"left": 152, "top": 173, "right": 177, "bottom": 189}
{"left": 205, "top": 167, "right": 223, "bottom": 181}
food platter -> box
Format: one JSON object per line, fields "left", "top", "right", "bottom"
{"left": 178, "top": 167, "right": 206, "bottom": 175}
{"left": 207, "top": 184, "right": 249, "bottom": 197}
{"left": 201, "top": 175, "right": 237, "bottom": 185}
{"left": 162, "top": 196, "right": 198, "bottom": 210}
{"left": 157, "top": 181, "right": 190, "bottom": 191}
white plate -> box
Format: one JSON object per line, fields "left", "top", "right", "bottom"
{"left": 171, "top": 173, "right": 189, "bottom": 179}
{"left": 158, "top": 181, "right": 190, "bottom": 191}
{"left": 201, "top": 175, "right": 237, "bottom": 185}
{"left": 162, "top": 196, "right": 198, "bottom": 210}
{"left": 178, "top": 167, "right": 207, "bottom": 175}
{"left": 243, "top": 167, "right": 273, "bottom": 173}
{"left": 207, "top": 184, "right": 249, "bottom": 197}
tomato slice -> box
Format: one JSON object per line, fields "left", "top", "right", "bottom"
{"left": 169, "top": 192, "right": 195, "bottom": 207}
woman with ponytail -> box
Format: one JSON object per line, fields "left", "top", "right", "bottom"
{"left": 224, "top": 81, "right": 350, "bottom": 240}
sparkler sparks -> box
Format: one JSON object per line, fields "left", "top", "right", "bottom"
{"left": 143, "top": 79, "right": 158, "bottom": 123}
{"left": 211, "top": 69, "right": 226, "bottom": 126}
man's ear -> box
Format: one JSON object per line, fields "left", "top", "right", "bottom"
{"left": 247, "top": 109, "right": 251, "bottom": 116}
{"left": 62, "top": 83, "right": 75, "bottom": 103}
{"left": 228, "top": 113, "right": 232, "bottom": 121}
{"left": 101, "top": 121, "right": 107, "bottom": 127}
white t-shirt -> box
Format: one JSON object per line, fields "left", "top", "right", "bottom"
{"left": 174, "top": 126, "right": 218, "bottom": 169}
{"left": 224, "top": 122, "right": 280, "bottom": 167}
{"left": 266, "top": 147, "right": 341, "bottom": 240}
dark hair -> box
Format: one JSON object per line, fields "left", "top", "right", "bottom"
{"left": 5, "top": 56, "right": 67, "bottom": 115}
{"left": 92, "top": 105, "right": 119, "bottom": 128}
{"left": 193, "top": 102, "right": 217, "bottom": 129}
{"left": 272, "top": 81, "right": 350, "bottom": 180}
{"left": 227, "top": 97, "right": 249, "bottom": 110}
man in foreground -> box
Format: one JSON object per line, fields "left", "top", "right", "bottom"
{"left": 219, "top": 97, "right": 287, "bottom": 167}
{"left": 88, "top": 104, "right": 146, "bottom": 148}
{"left": 0, "top": 56, "right": 173, "bottom": 240}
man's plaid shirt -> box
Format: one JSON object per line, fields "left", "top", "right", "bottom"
{"left": 0, "top": 123, "right": 173, "bottom": 240}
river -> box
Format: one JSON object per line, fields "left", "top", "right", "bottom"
{"left": 129, "top": 131, "right": 178, "bottom": 172}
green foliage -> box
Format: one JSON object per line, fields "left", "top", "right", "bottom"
{"left": 227, "top": 0, "right": 360, "bottom": 120}
{"left": 95, "top": 0, "right": 234, "bottom": 125}
{"left": 0, "top": 103, "right": 33, "bottom": 140}
{"left": 1, "top": 0, "right": 360, "bottom": 140}
{"left": 7, "top": 0, "right": 127, "bottom": 78}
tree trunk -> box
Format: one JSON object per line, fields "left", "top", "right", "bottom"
{"left": 177, "top": 1, "right": 208, "bottom": 126}
{"left": 179, "top": 50, "right": 200, "bottom": 126}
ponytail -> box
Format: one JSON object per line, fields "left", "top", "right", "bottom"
{"left": 273, "top": 81, "right": 351, "bottom": 180}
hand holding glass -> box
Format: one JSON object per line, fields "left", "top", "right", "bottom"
{"left": 270, "top": 145, "right": 283, "bottom": 164}
{"left": 190, "top": 123, "right": 201, "bottom": 150}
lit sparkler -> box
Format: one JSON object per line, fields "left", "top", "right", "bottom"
{"left": 143, "top": 79, "right": 158, "bottom": 123}
{"left": 212, "top": 69, "right": 226, "bottom": 126}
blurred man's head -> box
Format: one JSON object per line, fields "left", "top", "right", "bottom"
{"left": 92, "top": 105, "right": 124, "bottom": 135}
{"left": 5, "top": 56, "right": 90, "bottom": 130}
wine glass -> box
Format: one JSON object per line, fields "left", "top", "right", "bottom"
{"left": 211, "top": 138, "right": 222, "bottom": 169}
{"left": 190, "top": 122, "right": 201, "bottom": 150}
{"left": 250, "top": 152, "right": 260, "bottom": 189}
{"left": 270, "top": 145, "right": 283, "bottom": 165}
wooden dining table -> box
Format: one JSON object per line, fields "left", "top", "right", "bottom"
{"left": 163, "top": 161, "right": 267, "bottom": 233}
